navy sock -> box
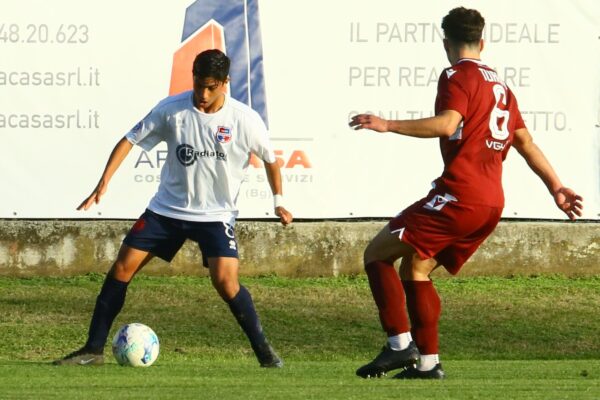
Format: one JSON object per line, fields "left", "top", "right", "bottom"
{"left": 85, "top": 275, "right": 129, "bottom": 352}
{"left": 227, "top": 286, "right": 267, "bottom": 350}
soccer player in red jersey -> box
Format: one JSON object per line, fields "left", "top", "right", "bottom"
{"left": 349, "top": 7, "right": 583, "bottom": 379}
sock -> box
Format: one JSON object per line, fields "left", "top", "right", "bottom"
{"left": 402, "top": 280, "right": 441, "bottom": 355}
{"left": 85, "top": 275, "right": 129, "bottom": 352}
{"left": 417, "top": 354, "right": 440, "bottom": 371}
{"left": 227, "top": 286, "right": 267, "bottom": 351}
{"left": 365, "top": 261, "right": 411, "bottom": 336}
{"left": 387, "top": 332, "right": 413, "bottom": 351}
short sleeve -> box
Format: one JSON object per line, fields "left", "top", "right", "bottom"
{"left": 125, "top": 107, "right": 164, "bottom": 151}
{"left": 436, "top": 69, "right": 469, "bottom": 117}
{"left": 246, "top": 113, "right": 276, "bottom": 163}
{"left": 508, "top": 90, "right": 527, "bottom": 131}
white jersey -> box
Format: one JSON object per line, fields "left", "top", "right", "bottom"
{"left": 125, "top": 91, "right": 276, "bottom": 223}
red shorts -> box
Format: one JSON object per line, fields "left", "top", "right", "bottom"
{"left": 389, "top": 191, "right": 502, "bottom": 275}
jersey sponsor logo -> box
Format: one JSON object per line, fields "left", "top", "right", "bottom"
{"left": 170, "top": 0, "right": 269, "bottom": 126}
{"left": 424, "top": 193, "right": 458, "bottom": 211}
{"left": 215, "top": 126, "right": 232, "bottom": 144}
{"left": 176, "top": 144, "right": 197, "bottom": 166}
{"left": 176, "top": 143, "right": 227, "bottom": 166}
{"left": 485, "top": 139, "right": 507, "bottom": 151}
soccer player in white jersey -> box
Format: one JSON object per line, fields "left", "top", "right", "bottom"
{"left": 54, "top": 49, "right": 292, "bottom": 367}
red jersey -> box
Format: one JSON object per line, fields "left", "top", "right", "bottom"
{"left": 433, "top": 58, "right": 526, "bottom": 207}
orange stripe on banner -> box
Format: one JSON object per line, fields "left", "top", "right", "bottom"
{"left": 169, "top": 21, "right": 225, "bottom": 96}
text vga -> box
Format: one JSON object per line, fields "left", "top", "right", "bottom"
{"left": 486, "top": 139, "right": 506, "bottom": 151}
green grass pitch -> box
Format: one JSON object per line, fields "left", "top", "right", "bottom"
{"left": 0, "top": 274, "right": 599, "bottom": 399}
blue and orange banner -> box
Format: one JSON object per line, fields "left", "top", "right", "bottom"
{"left": 170, "top": 0, "right": 269, "bottom": 126}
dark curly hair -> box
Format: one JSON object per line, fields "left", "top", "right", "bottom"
{"left": 441, "top": 7, "right": 485, "bottom": 45}
{"left": 192, "top": 49, "right": 230, "bottom": 82}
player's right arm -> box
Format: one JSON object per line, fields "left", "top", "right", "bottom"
{"left": 77, "top": 137, "right": 134, "bottom": 211}
{"left": 512, "top": 127, "right": 583, "bottom": 220}
{"left": 349, "top": 67, "right": 466, "bottom": 138}
{"left": 349, "top": 110, "right": 462, "bottom": 138}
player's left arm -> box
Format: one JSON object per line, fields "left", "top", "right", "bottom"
{"left": 264, "top": 160, "right": 293, "bottom": 226}
{"left": 348, "top": 109, "right": 463, "bottom": 138}
{"left": 512, "top": 127, "right": 583, "bottom": 220}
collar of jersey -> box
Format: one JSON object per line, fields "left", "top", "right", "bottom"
{"left": 456, "top": 58, "right": 484, "bottom": 66}
{"left": 191, "top": 92, "right": 229, "bottom": 116}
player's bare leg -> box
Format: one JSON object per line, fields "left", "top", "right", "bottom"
{"left": 53, "top": 245, "right": 154, "bottom": 365}
{"left": 109, "top": 244, "right": 155, "bottom": 282}
{"left": 394, "top": 255, "right": 445, "bottom": 379}
{"left": 356, "top": 224, "right": 420, "bottom": 378}
{"left": 208, "top": 256, "right": 241, "bottom": 301}
{"left": 363, "top": 224, "right": 417, "bottom": 265}
{"left": 208, "top": 257, "right": 283, "bottom": 368}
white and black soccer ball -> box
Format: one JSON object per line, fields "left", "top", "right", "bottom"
{"left": 112, "top": 323, "right": 160, "bottom": 367}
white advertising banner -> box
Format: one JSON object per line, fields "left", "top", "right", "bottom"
{"left": 1, "top": 0, "right": 598, "bottom": 220}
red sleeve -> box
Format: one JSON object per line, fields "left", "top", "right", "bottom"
{"left": 436, "top": 69, "right": 469, "bottom": 117}
{"left": 508, "top": 90, "right": 526, "bottom": 130}
{"left": 513, "top": 109, "right": 526, "bottom": 130}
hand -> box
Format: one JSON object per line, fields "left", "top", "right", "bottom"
{"left": 77, "top": 180, "right": 107, "bottom": 211}
{"left": 275, "top": 206, "right": 293, "bottom": 226}
{"left": 348, "top": 114, "right": 389, "bottom": 132}
{"left": 553, "top": 187, "right": 583, "bottom": 220}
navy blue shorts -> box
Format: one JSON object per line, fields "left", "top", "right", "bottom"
{"left": 123, "top": 209, "right": 238, "bottom": 267}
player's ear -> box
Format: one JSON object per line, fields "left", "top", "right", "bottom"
{"left": 479, "top": 39, "right": 484, "bottom": 52}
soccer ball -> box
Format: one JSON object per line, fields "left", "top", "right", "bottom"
{"left": 112, "top": 323, "right": 160, "bottom": 367}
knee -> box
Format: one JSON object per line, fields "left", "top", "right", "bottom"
{"left": 363, "top": 246, "right": 393, "bottom": 267}
{"left": 399, "top": 254, "right": 437, "bottom": 280}
{"left": 109, "top": 260, "right": 136, "bottom": 282}
{"left": 212, "top": 277, "right": 240, "bottom": 301}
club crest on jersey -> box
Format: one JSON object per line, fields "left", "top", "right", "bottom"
{"left": 215, "top": 126, "right": 232, "bottom": 144}
{"left": 424, "top": 193, "right": 458, "bottom": 211}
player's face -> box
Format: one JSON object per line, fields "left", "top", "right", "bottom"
{"left": 193, "top": 76, "right": 227, "bottom": 112}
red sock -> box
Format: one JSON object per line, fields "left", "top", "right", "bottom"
{"left": 365, "top": 261, "right": 410, "bottom": 336}
{"left": 402, "top": 280, "right": 441, "bottom": 355}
